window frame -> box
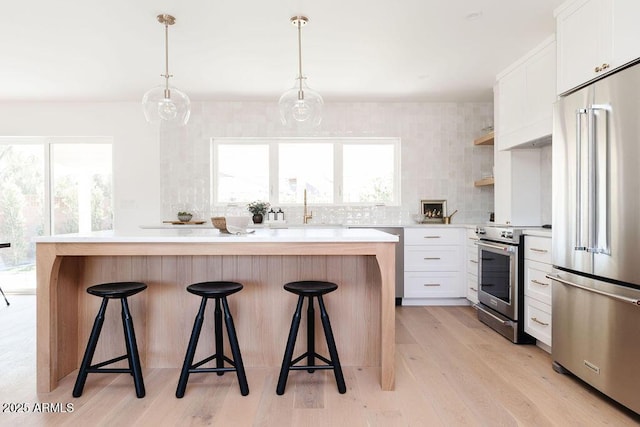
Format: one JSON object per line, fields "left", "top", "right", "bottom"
{"left": 211, "top": 137, "right": 401, "bottom": 206}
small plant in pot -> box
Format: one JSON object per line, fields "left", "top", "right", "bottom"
{"left": 247, "top": 201, "right": 270, "bottom": 224}
{"left": 177, "top": 211, "right": 193, "bottom": 222}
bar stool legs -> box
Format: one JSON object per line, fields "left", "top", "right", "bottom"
{"left": 277, "top": 285, "right": 346, "bottom": 395}
{"left": 73, "top": 282, "right": 147, "bottom": 398}
{"left": 176, "top": 282, "right": 249, "bottom": 397}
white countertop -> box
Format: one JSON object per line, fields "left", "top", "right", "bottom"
{"left": 522, "top": 228, "right": 552, "bottom": 237}
{"left": 34, "top": 227, "right": 399, "bottom": 244}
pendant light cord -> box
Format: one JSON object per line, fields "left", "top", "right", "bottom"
{"left": 162, "top": 16, "right": 173, "bottom": 99}
{"left": 297, "top": 19, "right": 304, "bottom": 100}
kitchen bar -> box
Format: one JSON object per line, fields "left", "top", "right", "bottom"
{"left": 35, "top": 228, "right": 397, "bottom": 393}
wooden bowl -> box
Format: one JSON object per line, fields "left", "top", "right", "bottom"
{"left": 211, "top": 217, "right": 228, "bottom": 233}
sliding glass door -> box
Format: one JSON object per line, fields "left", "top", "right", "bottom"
{"left": 0, "top": 138, "right": 112, "bottom": 293}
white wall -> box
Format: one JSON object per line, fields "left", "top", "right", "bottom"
{"left": 0, "top": 102, "right": 160, "bottom": 232}
{"left": 0, "top": 100, "right": 494, "bottom": 230}
{"left": 163, "top": 101, "right": 495, "bottom": 225}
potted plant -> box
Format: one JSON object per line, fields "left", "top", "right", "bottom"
{"left": 247, "top": 201, "right": 270, "bottom": 224}
{"left": 177, "top": 211, "right": 193, "bottom": 222}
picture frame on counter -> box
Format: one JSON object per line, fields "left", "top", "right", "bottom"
{"left": 420, "top": 199, "right": 447, "bottom": 223}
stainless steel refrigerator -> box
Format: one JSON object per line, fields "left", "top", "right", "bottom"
{"left": 551, "top": 62, "right": 640, "bottom": 415}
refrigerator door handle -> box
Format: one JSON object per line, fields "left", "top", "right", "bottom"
{"left": 590, "top": 104, "right": 611, "bottom": 255}
{"left": 546, "top": 274, "right": 640, "bottom": 306}
{"left": 575, "top": 108, "right": 588, "bottom": 251}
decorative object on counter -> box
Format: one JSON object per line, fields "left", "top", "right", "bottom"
{"left": 443, "top": 209, "right": 458, "bottom": 224}
{"left": 211, "top": 216, "right": 229, "bottom": 233}
{"left": 177, "top": 211, "right": 193, "bottom": 222}
{"left": 225, "top": 216, "right": 252, "bottom": 234}
{"left": 247, "top": 200, "right": 270, "bottom": 224}
{"left": 276, "top": 208, "right": 285, "bottom": 221}
{"left": 142, "top": 14, "right": 190, "bottom": 126}
{"left": 163, "top": 220, "right": 206, "bottom": 225}
{"left": 279, "top": 16, "right": 323, "bottom": 127}
{"left": 267, "top": 208, "right": 276, "bottom": 221}
{"left": 414, "top": 199, "right": 447, "bottom": 223}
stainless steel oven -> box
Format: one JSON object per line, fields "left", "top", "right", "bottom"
{"left": 475, "top": 226, "right": 534, "bottom": 344}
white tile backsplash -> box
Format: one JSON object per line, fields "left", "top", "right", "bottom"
{"left": 161, "top": 101, "right": 494, "bottom": 225}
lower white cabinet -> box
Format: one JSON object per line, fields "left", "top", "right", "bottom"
{"left": 465, "top": 227, "right": 480, "bottom": 303}
{"left": 403, "top": 227, "right": 466, "bottom": 306}
{"left": 523, "top": 233, "right": 553, "bottom": 350}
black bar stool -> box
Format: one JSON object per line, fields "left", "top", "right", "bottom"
{"left": 276, "top": 280, "right": 346, "bottom": 395}
{"left": 176, "top": 281, "right": 249, "bottom": 397}
{"left": 73, "top": 282, "right": 147, "bottom": 398}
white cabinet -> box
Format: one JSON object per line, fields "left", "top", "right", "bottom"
{"left": 556, "top": 0, "right": 640, "bottom": 94}
{"left": 493, "top": 148, "right": 542, "bottom": 226}
{"left": 465, "top": 228, "right": 479, "bottom": 303}
{"left": 403, "top": 227, "right": 466, "bottom": 305}
{"left": 523, "top": 234, "right": 553, "bottom": 351}
{"left": 496, "top": 36, "right": 556, "bottom": 150}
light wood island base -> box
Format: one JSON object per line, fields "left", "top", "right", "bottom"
{"left": 36, "top": 230, "right": 397, "bottom": 394}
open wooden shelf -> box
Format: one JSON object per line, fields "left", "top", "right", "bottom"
{"left": 474, "top": 131, "right": 494, "bottom": 146}
{"left": 474, "top": 177, "right": 495, "bottom": 187}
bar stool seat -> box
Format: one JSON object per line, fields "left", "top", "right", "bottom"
{"left": 276, "top": 280, "right": 346, "bottom": 395}
{"left": 176, "top": 281, "right": 249, "bottom": 397}
{"left": 73, "top": 281, "right": 147, "bottom": 398}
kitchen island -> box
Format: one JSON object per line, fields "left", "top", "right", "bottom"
{"left": 35, "top": 228, "right": 397, "bottom": 393}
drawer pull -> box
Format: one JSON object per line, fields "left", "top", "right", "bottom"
{"left": 423, "top": 236, "right": 441, "bottom": 239}
{"left": 423, "top": 257, "right": 441, "bottom": 260}
{"left": 530, "top": 248, "right": 548, "bottom": 253}
{"left": 470, "top": 287, "right": 477, "bottom": 291}
{"left": 468, "top": 237, "right": 479, "bottom": 241}
{"left": 423, "top": 283, "right": 441, "bottom": 287}
{"left": 531, "top": 279, "right": 549, "bottom": 287}
{"left": 470, "top": 260, "right": 479, "bottom": 264}
{"left": 531, "top": 317, "right": 549, "bottom": 326}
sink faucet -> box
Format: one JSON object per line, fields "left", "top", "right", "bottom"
{"left": 303, "top": 189, "right": 313, "bottom": 224}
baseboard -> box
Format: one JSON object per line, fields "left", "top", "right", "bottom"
{"left": 401, "top": 297, "right": 471, "bottom": 306}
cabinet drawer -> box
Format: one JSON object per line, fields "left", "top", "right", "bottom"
{"left": 404, "top": 272, "right": 464, "bottom": 298}
{"left": 466, "top": 227, "right": 480, "bottom": 240}
{"left": 524, "top": 235, "right": 552, "bottom": 264}
{"left": 525, "top": 260, "right": 552, "bottom": 305}
{"left": 405, "top": 228, "right": 462, "bottom": 245}
{"left": 524, "top": 297, "right": 552, "bottom": 347}
{"left": 405, "top": 246, "right": 462, "bottom": 271}
{"left": 466, "top": 274, "right": 479, "bottom": 303}
{"left": 467, "top": 245, "right": 478, "bottom": 263}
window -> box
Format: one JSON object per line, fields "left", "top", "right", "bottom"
{"left": 212, "top": 138, "right": 400, "bottom": 205}
{"left": 0, "top": 137, "right": 113, "bottom": 293}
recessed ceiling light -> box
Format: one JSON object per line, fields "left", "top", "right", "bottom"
{"left": 465, "top": 11, "right": 483, "bottom": 20}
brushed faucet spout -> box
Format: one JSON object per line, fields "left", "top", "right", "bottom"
{"left": 303, "top": 189, "right": 313, "bottom": 224}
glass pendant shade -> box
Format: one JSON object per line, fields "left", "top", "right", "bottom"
{"left": 142, "top": 14, "right": 190, "bottom": 126}
{"left": 142, "top": 85, "right": 191, "bottom": 125}
{"left": 279, "top": 16, "right": 322, "bottom": 128}
{"left": 279, "top": 78, "right": 323, "bottom": 126}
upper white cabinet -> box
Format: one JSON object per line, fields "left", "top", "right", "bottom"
{"left": 496, "top": 36, "right": 556, "bottom": 151}
{"left": 556, "top": 0, "right": 640, "bottom": 95}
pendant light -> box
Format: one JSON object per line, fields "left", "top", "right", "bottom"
{"left": 142, "top": 14, "right": 190, "bottom": 126}
{"left": 279, "top": 16, "right": 323, "bottom": 127}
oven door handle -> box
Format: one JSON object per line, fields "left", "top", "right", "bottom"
{"left": 477, "top": 241, "right": 516, "bottom": 253}
{"left": 473, "top": 303, "right": 512, "bottom": 326}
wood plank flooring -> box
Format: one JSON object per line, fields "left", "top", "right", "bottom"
{"left": 1, "top": 295, "right": 639, "bottom": 426}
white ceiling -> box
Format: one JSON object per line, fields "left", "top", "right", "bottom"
{"left": 3, "top": 0, "right": 565, "bottom": 103}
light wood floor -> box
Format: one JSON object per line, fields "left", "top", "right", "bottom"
{"left": 1, "top": 295, "right": 639, "bottom": 426}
